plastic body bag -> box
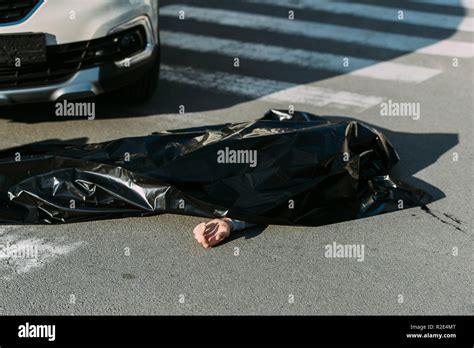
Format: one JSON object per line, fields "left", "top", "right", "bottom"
{"left": 0, "top": 110, "right": 429, "bottom": 225}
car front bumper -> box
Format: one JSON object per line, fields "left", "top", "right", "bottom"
{"left": 0, "top": 44, "right": 159, "bottom": 105}
{"left": 0, "top": 1, "right": 159, "bottom": 104}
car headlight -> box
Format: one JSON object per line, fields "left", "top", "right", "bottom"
{"left": 109, "top": 15, "right": 156, "bottom": 68}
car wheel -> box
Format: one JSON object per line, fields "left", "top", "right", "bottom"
{"left": 119, "top": 38, "right": 161, "bottom": 103}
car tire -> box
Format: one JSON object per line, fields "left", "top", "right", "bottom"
{"left": 118, "top": 38, "right": 161, "bottom": 103}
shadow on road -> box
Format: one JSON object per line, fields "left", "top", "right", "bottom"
{"left": 0, "top": 0, "right": 463, "bottom": 227}
{"left": 218, "top": 224, "right": 268, "bottom": 247}
{"left": 0, "top": 0, "right": 467, "bottom": 121}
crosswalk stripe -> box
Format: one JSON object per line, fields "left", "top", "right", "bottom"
{"left": 161, "top": 5, "right": 474, "bottom": 58}
{"left": 350, "top": 61, "right": 441, "bottom": 83}
{"left": 244, "top": 0, "right": 474, "bottom": 32}
{"left": 161, "top": 64, "right": 384, "bottom": 111}
{"left": 461, "top": 0, "right": 474, "bottom": 10}
{"left": 162, "top": 31, "right": 441, "bottom": 83}
{"left": 418, "top": 39, "right": 474, "bottom": 57}
{"left": 414, "top": 0, "right": 474, "bottom": 10}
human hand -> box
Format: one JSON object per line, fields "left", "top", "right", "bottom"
{"left": 192, "top": 218, "right": 232, "bottom": 249}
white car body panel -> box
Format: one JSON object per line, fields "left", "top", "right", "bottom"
{"left": 0, "top": 0, "right": 159, "bottom": 45}
{"left": 0, "top": 0, "right": 160, "bottom": 104}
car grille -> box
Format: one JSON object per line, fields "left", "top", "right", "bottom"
{"left": 0, "top": 0, "right": 41, "bottom": 24}
{"left": 0, "top": 26, "right": 147, "bottom": 89}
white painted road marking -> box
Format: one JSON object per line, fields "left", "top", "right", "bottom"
{"left": 0, "top": 226, "right": 84, "bottom": 280}
{"left": 418, "top": 40, "right": 474, "bottom": 58}
{"left": 161, "top": 5, "right": 474, "bottom": 58}
{"left": 161, "top": 64, "right": 384, "bottom": 111}
{"left": 414, "top": 0, "right": 474, "bottom": 10}
{"left": 350, "top": 61, "right": 441, "bottom": 83}
{"left": 245, "top": 0, "right": 474, "bottom": 32}
{"left": 162, "top": 30, "right": 442, "bottom": 83}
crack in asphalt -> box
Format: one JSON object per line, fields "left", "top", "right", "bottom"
{"left": 421, "top": 206, "right": 466, "bottom": 234}
{"left": 442, "top": 213, "right": 463, "bottom": 225}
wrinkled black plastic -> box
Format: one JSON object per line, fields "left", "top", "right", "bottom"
{"left": 0, "top": 110, "right": 430, "bottom": 225}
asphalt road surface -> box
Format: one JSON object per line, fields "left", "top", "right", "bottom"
{"left": 0, "top": 0, "right": 472, "bottom": 315}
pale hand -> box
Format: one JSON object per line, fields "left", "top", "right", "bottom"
{"left": 193, "top": 219, "right": 232, "bottom": 249}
